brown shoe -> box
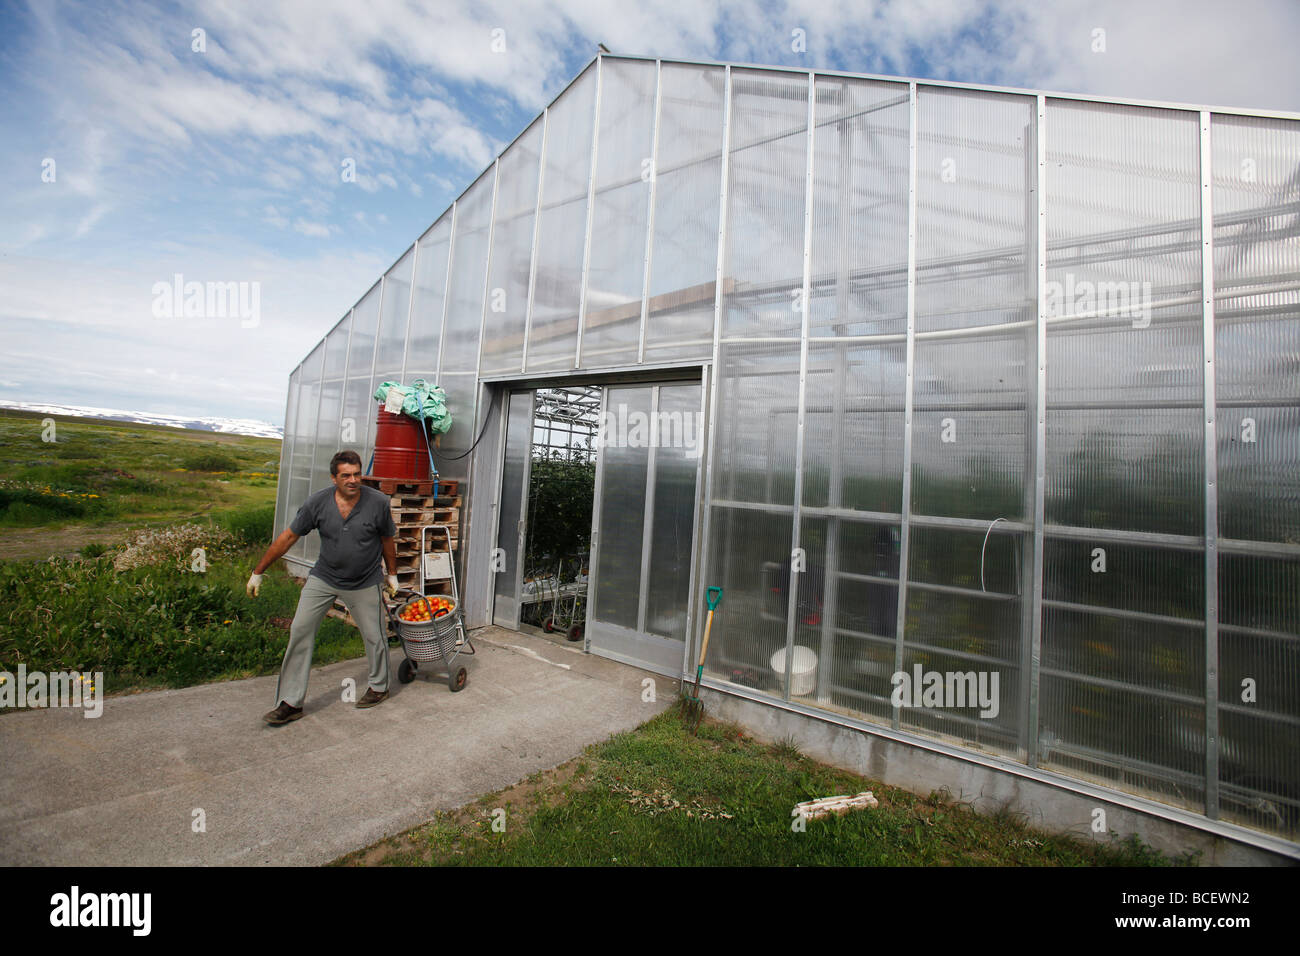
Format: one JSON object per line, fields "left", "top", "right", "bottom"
{"left": 355, "top": 688, "right": 388, "bottom": 709}
{"left": 264, "top": 701, "right": 304, "bottom": 725}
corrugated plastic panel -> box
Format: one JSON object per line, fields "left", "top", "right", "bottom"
{"left": 582, "top": 57, "right": 657, "bottom": 369}
{"left": 809, "top": 76, "right": 910, "bottom": 337}
{"left": 643, "top": 63, "right": 725, "bottom": 362}
{"left": 720, "top": 69, "right": 809, "bottom": 340}
{"left": 480, "top": 117, "right": 543, "bottom": 376}
{"left": 527, "top": 64, "right": 597, "bottom": 372}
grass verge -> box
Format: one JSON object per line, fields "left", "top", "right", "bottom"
{"left": 332, "top": 706, "right": 1198, "bottom": 867}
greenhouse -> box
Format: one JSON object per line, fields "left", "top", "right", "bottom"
{"left": 273, "top": 53, "right": 1300, "bottom": 847}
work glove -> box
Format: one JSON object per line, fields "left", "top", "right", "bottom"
{"left": 246, "top": 572, "right": 264, "bottom": 598}
{"left": 385, "top": 574, "right": 399, "bottom": 597}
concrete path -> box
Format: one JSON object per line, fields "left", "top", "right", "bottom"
{"left": 0, "top": 627, "right": 674, "bottom": 866}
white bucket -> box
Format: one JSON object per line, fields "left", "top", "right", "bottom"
{"left": 770, "top": 645, "right": 818, "bottom": 696}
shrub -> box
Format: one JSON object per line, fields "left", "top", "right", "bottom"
{"left": 219, "top": 504, "right": 276, "bottom": 547}
{"left": 182, "top": 452, "right": 240, "bottom": 473}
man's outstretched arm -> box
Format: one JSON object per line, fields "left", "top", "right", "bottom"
{"left": 248, "top": 529, "right": 300, "bottom": 596}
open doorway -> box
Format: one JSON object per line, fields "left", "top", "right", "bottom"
{"left": 490, "top": 376, "right": 705, "bottom": 677}
{"left": 518, "top": 385, "right": 599, "bottom": 643}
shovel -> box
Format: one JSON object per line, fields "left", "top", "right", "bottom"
{"left": 682, "top": 587, "right": 722, "bottom": 732}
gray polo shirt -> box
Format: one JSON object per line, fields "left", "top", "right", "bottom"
{"left": 290, "top": 485, "right": 396, "bottom": 590}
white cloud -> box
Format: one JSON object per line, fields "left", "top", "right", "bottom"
{"left": 293, "top": 219, "right": 332, "bottom": 238}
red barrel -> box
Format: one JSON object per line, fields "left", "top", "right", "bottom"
{"left": 372, "top": 407, "right": 431, "bottom": 480}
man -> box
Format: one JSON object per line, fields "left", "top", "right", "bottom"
{"left": 247, "top": 450, "right": 400, "bottom": 724}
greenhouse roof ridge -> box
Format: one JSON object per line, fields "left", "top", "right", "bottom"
{"left": 294, "top": 49, "right": 1300, "bottom": 372}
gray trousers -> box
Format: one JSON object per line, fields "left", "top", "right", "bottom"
{"left": 274, "top": 574, "right": 390, "bottom": 707}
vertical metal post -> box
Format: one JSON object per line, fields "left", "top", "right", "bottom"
{"left": 638, "top": 59, "right": 664, "bottom": 365}
{"left": 693, "top": 64, "right": 732, "bottom": 675}
{"left": 575, "top": 57, "right": 604, "bottom": 369}
{"left": 892, "top": 82, "right": 920, "bottom": 730}
{"left": 1027, "top": 95, "right": 1048, "bottom": 767}
{"left": 1200, "top": 109, "right": 1220, "bottom": 819}
{"left": 782, "top": 71, "right": 816, "bottom": 701}
{"left": 522, "top": 110, "right": 549, "bottom": 374}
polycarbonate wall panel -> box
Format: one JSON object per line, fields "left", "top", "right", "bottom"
{"left": 720, "top": 70, "right": 808, "bottom": 340}
{"left": 594, "top": 387, "right": 652, "bottom": 629}
{"left": 1042, "top": 538, "right": 1206, "bottom": 811}
{"left": 290, "top": 342, "right": 324, "bottom": 563}
{"left": 440, "top": 170, "right": 495, "bottom": 481}
{"left": 802, "top": 343, "right": 905, "bottom": 512}
{"left": 581, "top": 58, "right": 657, "bottom": 368}
{"left": 704, "top": 342, "right": 799, "bottom": 691}
{"left": 894, "top": 89, "right": 1035, "bottom": 758}
{"left": 798, "top": 514, "right": 900, "bottom": 722}
{"left": 643, "top": 63, "right": 725, "bottom": 362}
{"left": 493, "top": 391, "right": 532, "bottom": 625}
{"left": 322, "top": 314, "right": 350, "bottom": 381}
{"left": 527, "top": 64, "right": 597, "bottom": 372}
{"left": 912, "top": 88, "right": 1034, "bottom": 520}
{"left": 273, "top": 367, "right": 301, "bottom": 541}
{"left": 898, "top": 525, "right": 1024, "bottom": 755}
{"left": 407, "top": 215, "right": 452, "bottom": 382}
{"left": 1217, "top": 554, "right": 1300, "bottom": 834}
{"left": 347, "top": 281, "right": 383, "bottom": 461}
{"left": 481, "top": 118, "right": 543, "bottom": 375}
{"left": 1213, "top": 115, "right": 1300, "bottom": 545}
{"left": 1212, "top": 114, "right": 1300, "bottom": 837}
{"left": 644, "top": 384, "right": 701, "bottom": 641}
{"left": 809, "top": 77, "right": 909, "bottom": 337}
{"left": 799, "top": 342, "right": 904, "bottom": 722}
{"left": 373, "top": 248, "right": 414, "bottom": 385}
{"left": 314, "top": 377, "right": 344, "bottom": 475}
{"left": 1044, "top": 101, "right": 1203, "bottom": 535}
{"left": 1039, "top": 99, "right": 1206, "bottom": 805}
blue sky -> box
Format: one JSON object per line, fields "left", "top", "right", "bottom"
{"left": 2, "top": 0, "right": 1297, "bottom": 427}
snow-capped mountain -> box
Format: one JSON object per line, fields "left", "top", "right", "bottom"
{"left": 0, "top": 401, "right": 282, "bottom": 439}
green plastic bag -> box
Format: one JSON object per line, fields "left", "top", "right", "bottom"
{"left": 373, "top": 380, "right": 453, "bottom": 434}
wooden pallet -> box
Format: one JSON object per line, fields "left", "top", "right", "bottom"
{"left": 362, "top": 476, "right": 436, "bottom": 496}
{"left": 363, "top": 476, "right": 460, "bottom": 497}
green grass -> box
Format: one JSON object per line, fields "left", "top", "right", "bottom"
{"left": 332, "top": 706, "right": 1198, "bottom": 867}
{"left": 0, "top": 409, "right": 280, "bottom": 539}
{"left": 0, "top": 411, "right": 355, "bottom": 696}
{"left": 0, "top": 549, "right": 364, "bottom": 697}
